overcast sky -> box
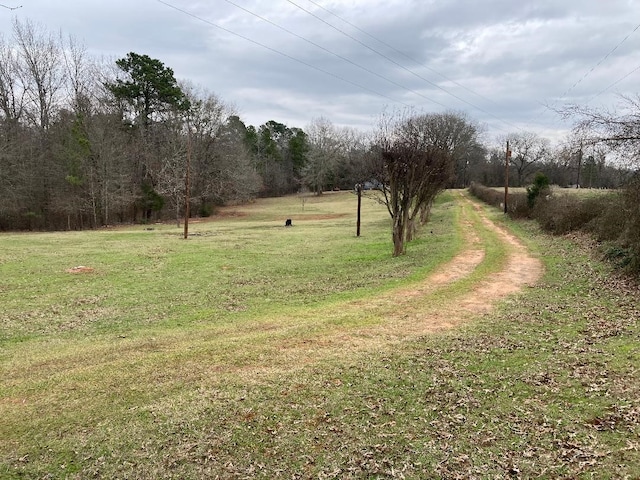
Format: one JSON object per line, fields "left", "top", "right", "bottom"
{"left": 2, "top": 0, "right": 639, "bottom": 145}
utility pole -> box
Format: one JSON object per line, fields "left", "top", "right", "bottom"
{"left": 575, "top": 148, "right": 583, "bottom": 189}
{"left": 356, "top": 183, "right": 362, "bottom": 237}
{"left": 504, "top": 141, "right": 511, "bottom": 214}
{"left": 183, "top": 116, "right": 192, "bottom": 239}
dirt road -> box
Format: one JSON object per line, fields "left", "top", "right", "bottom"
{"left": 357, "top": 193, "right": 541, "bottom": 329}
{"left": 276, "top": 193, "right": 544, "bottom": 363}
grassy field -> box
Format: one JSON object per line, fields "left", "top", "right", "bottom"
{"left": 493, "top": 185, "right": 617, "bottom": 197}
{"left": 1, "top": 190, "right": 639, "bottom": 478}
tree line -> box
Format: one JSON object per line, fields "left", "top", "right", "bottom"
{"left": 0, "top": 19, "right": 636, "bottom": 236}
{"left": 0, "top": 20, "right": 362, "bottom": 230}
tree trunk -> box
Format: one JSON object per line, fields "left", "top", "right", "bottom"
{"left": 392, "top": 210, "right": 408, "bottom": 257}
{"left": 405, "top": 216, "right": 417, "bottom": 242}
{"left": 420, "top": 202, "right": 432, "bottom": 225}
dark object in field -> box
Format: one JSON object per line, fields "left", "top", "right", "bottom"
{"left": 285, "top": 218, "right": 292, "bottom": 227}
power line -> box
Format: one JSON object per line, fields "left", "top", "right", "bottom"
{"left": 220, "top": 0, "right": 449, "bottom": 108}
{"left": 285, "top": 0, "right": 521, "bottom": 131}
{"left": 558, "top": 21, "right": 640, "bottom": 101}
{"left": 587, "top": 63, "right": 640, "bottom": 103}
{"left": 537, "top": 20, "right": 640, "bottom": 132}
{"left": 0, "top": 3, "right": 22, "bottom": 9}
{"left": 302, "top": 0, "right": 501, "bottom": 110}
{"left": 156, "top": 0, "right": 411, "bottom": 109}
{"left": 158, "top": 0, "right": 521, "bottom": 136}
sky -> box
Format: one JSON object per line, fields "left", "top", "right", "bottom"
{"left": 1, "top": 0, "right": 640, "bottom": 146}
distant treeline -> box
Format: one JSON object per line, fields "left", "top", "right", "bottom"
{"left": 0, "top": 19, "right": 636, "bottom": 231}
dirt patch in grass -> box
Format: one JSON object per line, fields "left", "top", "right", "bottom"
{"left": 65, "top": 266, "right": 95, "bottom": 274}
{"left": 194, "top": 210, "right": 249, "bottom": 221}
{"left": 288, "top": 213, "right": 348, "bottom": 221}
{"left": 193, "top": 210, "right": 347, "bottom": 224}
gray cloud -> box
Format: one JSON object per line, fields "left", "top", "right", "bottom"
{"left": 2, "top": 0, "right": 639, "bottom": 144}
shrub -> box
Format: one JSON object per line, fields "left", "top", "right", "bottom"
{"left": 198, "top": 203, "right": 215, "bottom": 217}
{"left": 622, "top": 175, "right": 640, "bottom": 272}
{"left": 603, "top": 243, "right": 633, "bottom": 269}
{"left": 526, "top": 172, "right": 550, "bottom": 209}
{"left": 471, "top": 179, "right": 639, "bottom": 276}
{"left": 534, "top": 194, "right": 605, "bottom": 235}
{"left": 468, "top": 182, "right": 530, "bottom": 217}
{"left": 468, "top": 182, "right": 502, "bottom": 208}
{"left": 583, "top": 193, "right": 626, "bottom": 242}
{"left": 532, "top": 187, "right": 639, "bottom": 275}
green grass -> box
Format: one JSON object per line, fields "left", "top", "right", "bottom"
{"left": 0, "top": 192, "right": 457, "bottom": 343}
{"left": 1, "top": 191, "right": 469, "bottom": 475}
{"left": 1, "top": 190, "right": 639, "bottom": 479}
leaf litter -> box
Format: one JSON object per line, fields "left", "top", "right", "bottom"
{"left": 6, "top": 195, "right": 640, "bottom": 479}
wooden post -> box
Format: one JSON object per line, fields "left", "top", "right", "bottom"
{"left": 576, "top": 148, "right": 582, "bottom": 189}
{"left": 183, "top": 117, "right": 191, "bottom": 239}
{"left": 504, "top": 141, "right": 511, "bottom": 214}
{"left": 356, "top": 184, "right": 362, "bottom": 237}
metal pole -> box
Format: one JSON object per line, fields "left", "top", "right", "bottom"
{"left": 504, "top": 141, "right": 511, "bottom": 214}
{"left": 356, "top": 184, "right": 362, "bottom": 237}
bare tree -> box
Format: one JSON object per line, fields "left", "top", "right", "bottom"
{"left": 87, "top": 112, "right": 136, "bottom": 226}
{"left": 338, "top": 127, "right": 371, "bottom": 189}
{"left": 562, "top": 95, "right": 640, "bottom": 167}
{"left": 500, "top": 131, "right": 550, "bottom": 187}
{"left": 157, "top": 125, "right": 187, "bottom": 227}
{"left": 374, "top": 110, "right": 455, "bottom": 256}
{"left": 303, "top": 117, "right": 344, "bottom": 194}
{"left": 183, "top": 85, "right": 260, "bottom": 209}
{"left": 545, "top": 141, "right": 579, "bottom": 187}
{"left": 13, "top": 18, "right": 65, "bottom": 131}
{"left": 209, "top": 121, "right": 261, "bottom": 204}
{"left": 414, "top": 111, "right": 486, "bottom": 188}
{"left": 7, "top": 19, "right": 68, "bottom": 227}
{"left": 562, "top": 95, "right": 640, "bottom": 271}
{"left": 0, "top": 34, "right": 25, "bottom": 223}
{"left": 61, "top": 33, "right": 98, "bottom": 117}
{"left": 0, "top": 34, "right": 25, "bottom": 133}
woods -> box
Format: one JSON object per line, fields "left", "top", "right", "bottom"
{"left": 0, "top": 19, "right": 270, "bottom": 230}
{"left": 0, "top": 20, "right": 377, "bottom": 230}
{"left": 0, "top": 18, "right": 638, "bottom": 245}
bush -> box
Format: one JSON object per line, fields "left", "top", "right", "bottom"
{"left": 526, "top": 172, "right": 550, "bottom": 209}
{"left": 533, "top": 194, "right": 605, "bottom": 235}
{"left": 532, "top": 187, "right": 638, "bottom": 275}
{"left": 603, "top": 243, "right": 633, "bottom": 269}
{"left": 470, "top": 180, "right": 639, "bottom": 276}
{"left": 468, "top": 182, "right": 530, "bottom": 217}
{"left": 583, "top": 194, "right": 626, "bottom": 242}
{"left": 198, "top": 203, "right": 215, "bottom": 217}
{"left": 622, "top": 175, "right": 640, "bottom": 272}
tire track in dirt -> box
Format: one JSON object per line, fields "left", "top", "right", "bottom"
{"left": 343, "top": 197, "right": 485, "bottom": 314}
{"left": 454, "top": 198, "right": 543, "bottom": 316}
{"left": 360, "top": 192, "right": 544, "bottom": 338}
{"left": 82, "top": 192, "right": 543, "bottom": 378}
{"left": 266, "top": 192, "right": 544, "bottom": 367}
